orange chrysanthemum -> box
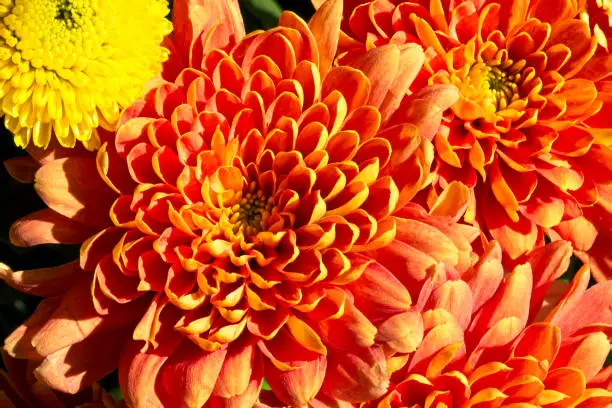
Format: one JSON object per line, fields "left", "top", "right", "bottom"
{"left": 365, "top": 243, "right": 612, "bottom": 407}
{"left": 0, "top": 351, "right": 116, "bottom": 408}
{"left": 334, "top": 0, "right": 612, "bottom": 280}
{"left": 1, "top": 0, "right": 469, "bottom": 406}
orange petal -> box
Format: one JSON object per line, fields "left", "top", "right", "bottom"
{"left": 429, "top": 181, "right": 470, "bottom": 221}
{"left": 379, "top": 44, "right": 425, "bottom": 121}
{"left": 34, "top": 157, "right": 115, "bottom": 227}
{"left": 308, "top": 0, "right": 343, "bottom": 77}
{"left": 9, "top": 209, "right": 95, "bottom": 247}
{"left": 119, "top": 335, "right": 183, "bottom": 408}
{"left": 347, "top": 259, "right": 412, "bottom": 322}
{"left": 524, "top": 240, "right": 572, "bottom": 321}
{"left": 212, "top": 340, "right": 258, "bottom": 398}
{"left": 0, "top": 261, "right": 82, "bottom": 297}
{"left": 462, "top": 241, "right": 504, "bottom": 313}
{"left": 553, "top": 331, "right": 609, "bottom": 382}
{"left": 553, "top": 278, "right": 612, "bottom": 338}
{"left": 35, "top": 328, "right": 132, "bottom": 394}
{"left": 375, "top": 310, "right": 424, "bottom": 353}
{"left": 351, "top": 45, "right": 400, "bottom": 110}
{"left": 512, "top": 322, "right": 561, "bottom": 362}
{"left": 157, "top": 342, "right": 228, "bottom": 407}
{"left": 471, "top": 263, "right": 533, "bottom": 336}
{"left": 321, "top": 346, "right": 389, "bottom": 403}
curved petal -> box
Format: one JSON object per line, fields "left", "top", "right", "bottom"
{"left": 34, "top": 157, "right": 115, "bottom": 227}
{"left": 0, "top": 261, "right": 82, "bottom": 297}
{"left": 9, "top": 209, "right": 95, "bottom": 247}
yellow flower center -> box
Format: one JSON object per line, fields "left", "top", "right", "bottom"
{"left": 464, "top": 62, "right": 519, "bottom": 113}
{"left": 228, "top": 183, "right": 275, "bottom": 236}
{"left": 1, "top": 0, "right": 102, "bottom": 71}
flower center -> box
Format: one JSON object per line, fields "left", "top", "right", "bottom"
{"left": 0, "top": 0, "right": 98, "bottom": 70}
{"left": 228, "top": 183, "right": 275, "bottom": 236}
{"left": 55, "top": 0, "right": 83, "bottom": 28}
{"left": 465, "top": 62, "right": 519, "bottom": 112}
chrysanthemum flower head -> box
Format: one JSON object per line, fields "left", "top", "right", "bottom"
{"left": 0, "top": 0, "right": 172, "bottom": 149}
{"left": 332, "top": 0, "right": 612, "bottom": 280}
{"left": 1, "top": 0, "right": 468, "bottom": 406}
{"left": 364, "top": 243, "right": 612, "bottom": 407}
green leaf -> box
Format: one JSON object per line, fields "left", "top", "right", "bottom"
{"left": 261, "top": 377, "right": 272, "bottom": 391}
{"left": 241, "top": 0, "right": 283, "bottom": 29}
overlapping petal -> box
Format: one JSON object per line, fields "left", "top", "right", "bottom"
{"left": 0, "top": 350, "right": 117, "bottom": 408}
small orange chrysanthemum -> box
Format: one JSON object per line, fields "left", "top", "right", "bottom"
{"left": 0, "top": 351, "right": 116, "bottom": 408}
{"left": 365, "top": 244, "right": 612, "bottom": 407}
{"left": 1, "top": 0, "right": 469, "bottom": 406}
{"left": 333, "top": 0, "right": 612, "bottom": 280}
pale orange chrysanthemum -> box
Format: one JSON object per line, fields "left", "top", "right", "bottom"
{"left": 365, "top": 243, "right": 612, "bottom": 407}
{"left": 330, "top": 0, "right": 612, "bottom": 280}
{"left": 0, "top": 0, "right": 467, "bottom": 406}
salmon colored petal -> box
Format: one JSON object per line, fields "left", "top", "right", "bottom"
{"left": 553, "top": 279, "right": 612, "bottom": 338}
{"left": 308, "top": 0, "right": 343, "bottom": 77}
{"left": 9, "top": 209, "right": 96, "bottom": 247}
{"left": 30, "top": 279, "right": 148, "bottom": 357}
{"left": 0, "top": 261, "right": 82, "bottom": 298}
{"left": 461, "top": 241, "right": 504, "bottom": 313}
{"left": 4, "top": 297, "right": 60, "bottom": 360}
{"left": 375, "top": 310, "right": 424, "bottom": 353}
{"left": 34, "top": 328, "right": 132, "bottom": 394}
{"left": 209, "top": 352, "right": 263, "bottom": 408}
{"left": 212, "top": 340, "right": 258, "bottom": 398}
{"left": 347, "top": 259, "right": 412, "bottom": 322}
{"left": 427, "top": 280, "right": 474, "bottom": 331}
{"left": 157, "top": 341, "right": 227, "bottom": 407}
{"left": 545, "top": 264, "right": 591, "bottom": 326}
{"left": 34, "top": 158, "right": 115, "bottom": 227}
{"left": 379, "top": 44, "right": 425, "bottom": 121}
{"left": 395, "top": 217, "right": 460, "bottom": 268}
{"left": 396, "top": 85, "right": 461, "bottom": 142}
{"left": 524, "top": 240, "right": 572, "bottom": 322}
{"left": 319, "top": 298, "right": 377, "bottom": 350}
{"left": 322, "top": 346, "right": 389, "bottom": 403}
{"left": 470, "top": 263, "right": 533, "bottom": 340}
{"left": 351, "top": 45, "right": 400, "bottom": 110}
{"left": 119, "top": 335, "right": 182, "bottom": 408}
{"left": 262, "top": 331, "right": 327, "bottom": 407}
{"left": 172, "top": 0, "right": 244, "bottom": 67}
{"left": 553, "top": 331, "right": 610, "bottom": 382}
{"left": 554, "top": 216, "right": 598, "bottom": 252}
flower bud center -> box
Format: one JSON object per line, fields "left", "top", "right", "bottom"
{"left": 466, "top": 62, "right": 519, "bottom": 112}
{"left": 228, "top": 182, "right": 274, "bottom": 236}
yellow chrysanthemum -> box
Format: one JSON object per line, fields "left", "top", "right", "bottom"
{"left": 0, "top": 0, "right": 172, "bottom": 149}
